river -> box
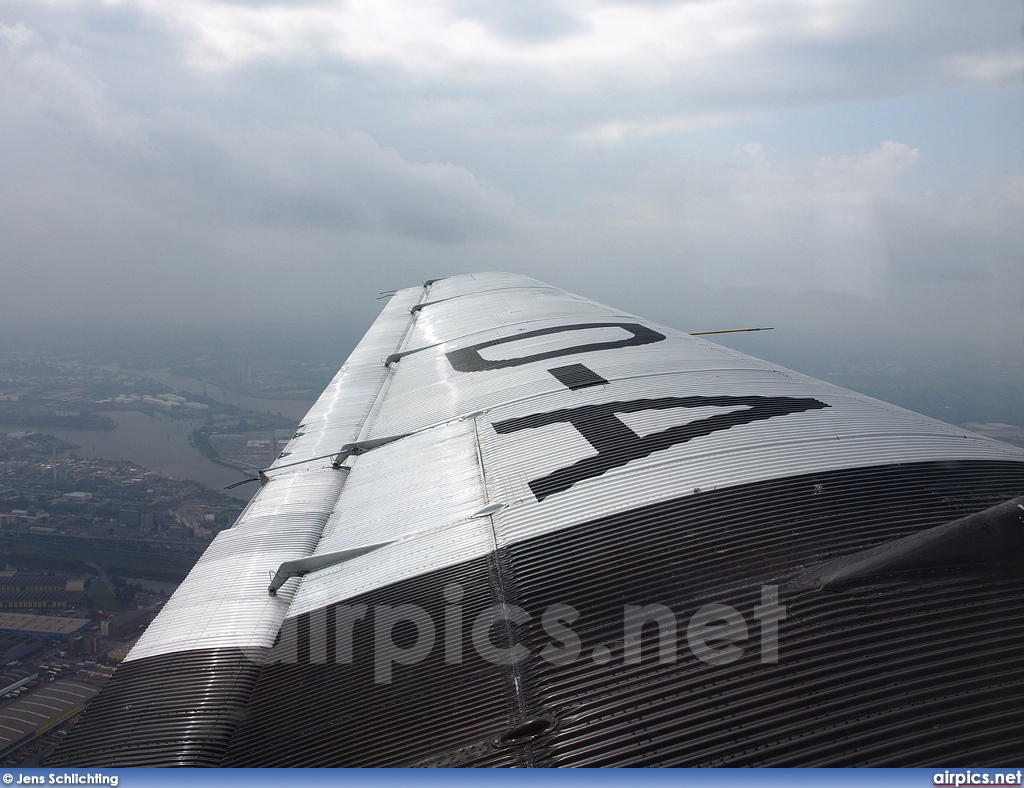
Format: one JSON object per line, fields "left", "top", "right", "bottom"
{"left": 2, "top": 366, "right": 321, "bottom": 501}
{"left": 132, "top": 369, "right": 316, "bottom": 422}
{"left": 1, "top": 411, "right": 262, "bottom": 501}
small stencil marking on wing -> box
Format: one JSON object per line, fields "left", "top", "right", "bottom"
{"left": 548, "top": 364, "right": 609, "bottom": 391}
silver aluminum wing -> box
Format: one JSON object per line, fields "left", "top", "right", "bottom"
{"left": 51, "top": 273, "right": 1024, "bottom": 767}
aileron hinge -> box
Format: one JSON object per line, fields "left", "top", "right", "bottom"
{"left": 384, "top": 341, "right": 448, "bottom": 367}
{"left": 268, "top": 542, "right": 392, "bottom": 595}
{"left": 331, "top": 433, "right": 412, "bottom": 467}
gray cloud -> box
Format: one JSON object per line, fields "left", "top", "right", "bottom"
{"left": 232, "top": 127, "right": 516, "bottom": 240}
{"left": 450, "top": 0, "right": 588, "bottom": 42}
{"left": 0, "top": 0, "right": 1021, "bottom": 369}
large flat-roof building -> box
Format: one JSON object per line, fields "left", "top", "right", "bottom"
{"left": 0, "top": 680, "right": 100, "bottom": 759}
{"left": 0, "top": 614, "right": 92, "bottom": 643}
{"left": 0, "top": 574, "right": 86, "bottom": 612}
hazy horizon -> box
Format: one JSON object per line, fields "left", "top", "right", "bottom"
{"left": 2, "top": 1, "right": 1022, "bottom": 379}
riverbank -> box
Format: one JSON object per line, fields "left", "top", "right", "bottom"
{"left": 0, "top": 411, "right": 257, "bottom": 502}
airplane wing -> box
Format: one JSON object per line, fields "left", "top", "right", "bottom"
{"left": 50, "top": 272, "right": 1024, "bottom": 767}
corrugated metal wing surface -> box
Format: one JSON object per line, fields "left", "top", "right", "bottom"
{"left": 52, "top": 272, "right": 1024, "bottom": 767}
{"left": 49, "top": 283, "right": 427, "bottom": 766}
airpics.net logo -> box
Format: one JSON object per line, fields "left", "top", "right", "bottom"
{"left": 934, "top": 771, "right": 1023, "bottom": 786}
{"left": 266, "top": 585, "right": 786, "bottom": 684}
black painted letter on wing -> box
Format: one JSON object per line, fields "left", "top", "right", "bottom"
{"left": 446, "top": 323, "right": 665, "bottom": 372}
{"left": 492, "top": 396, "right": 830, "bottom": 501}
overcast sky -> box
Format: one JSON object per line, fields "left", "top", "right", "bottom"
{"left": 2, "top": 0, "right": 1022, "bottom": 364}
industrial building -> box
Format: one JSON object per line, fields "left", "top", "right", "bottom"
{"left": 0, "top": 573, "right": 86, "bottom": 612}
{"left": 100, "top": 609, "right": 156, "bottom": 640}
{"left": 0, "top": 613, "right": 92, "bottom": 644}
{"left": 0, "top": 680, "right": 100, "bottom": 759}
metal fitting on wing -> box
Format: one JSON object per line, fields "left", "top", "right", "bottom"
{"left": 268, "top": 543, "right": 392, "bottom": 595}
